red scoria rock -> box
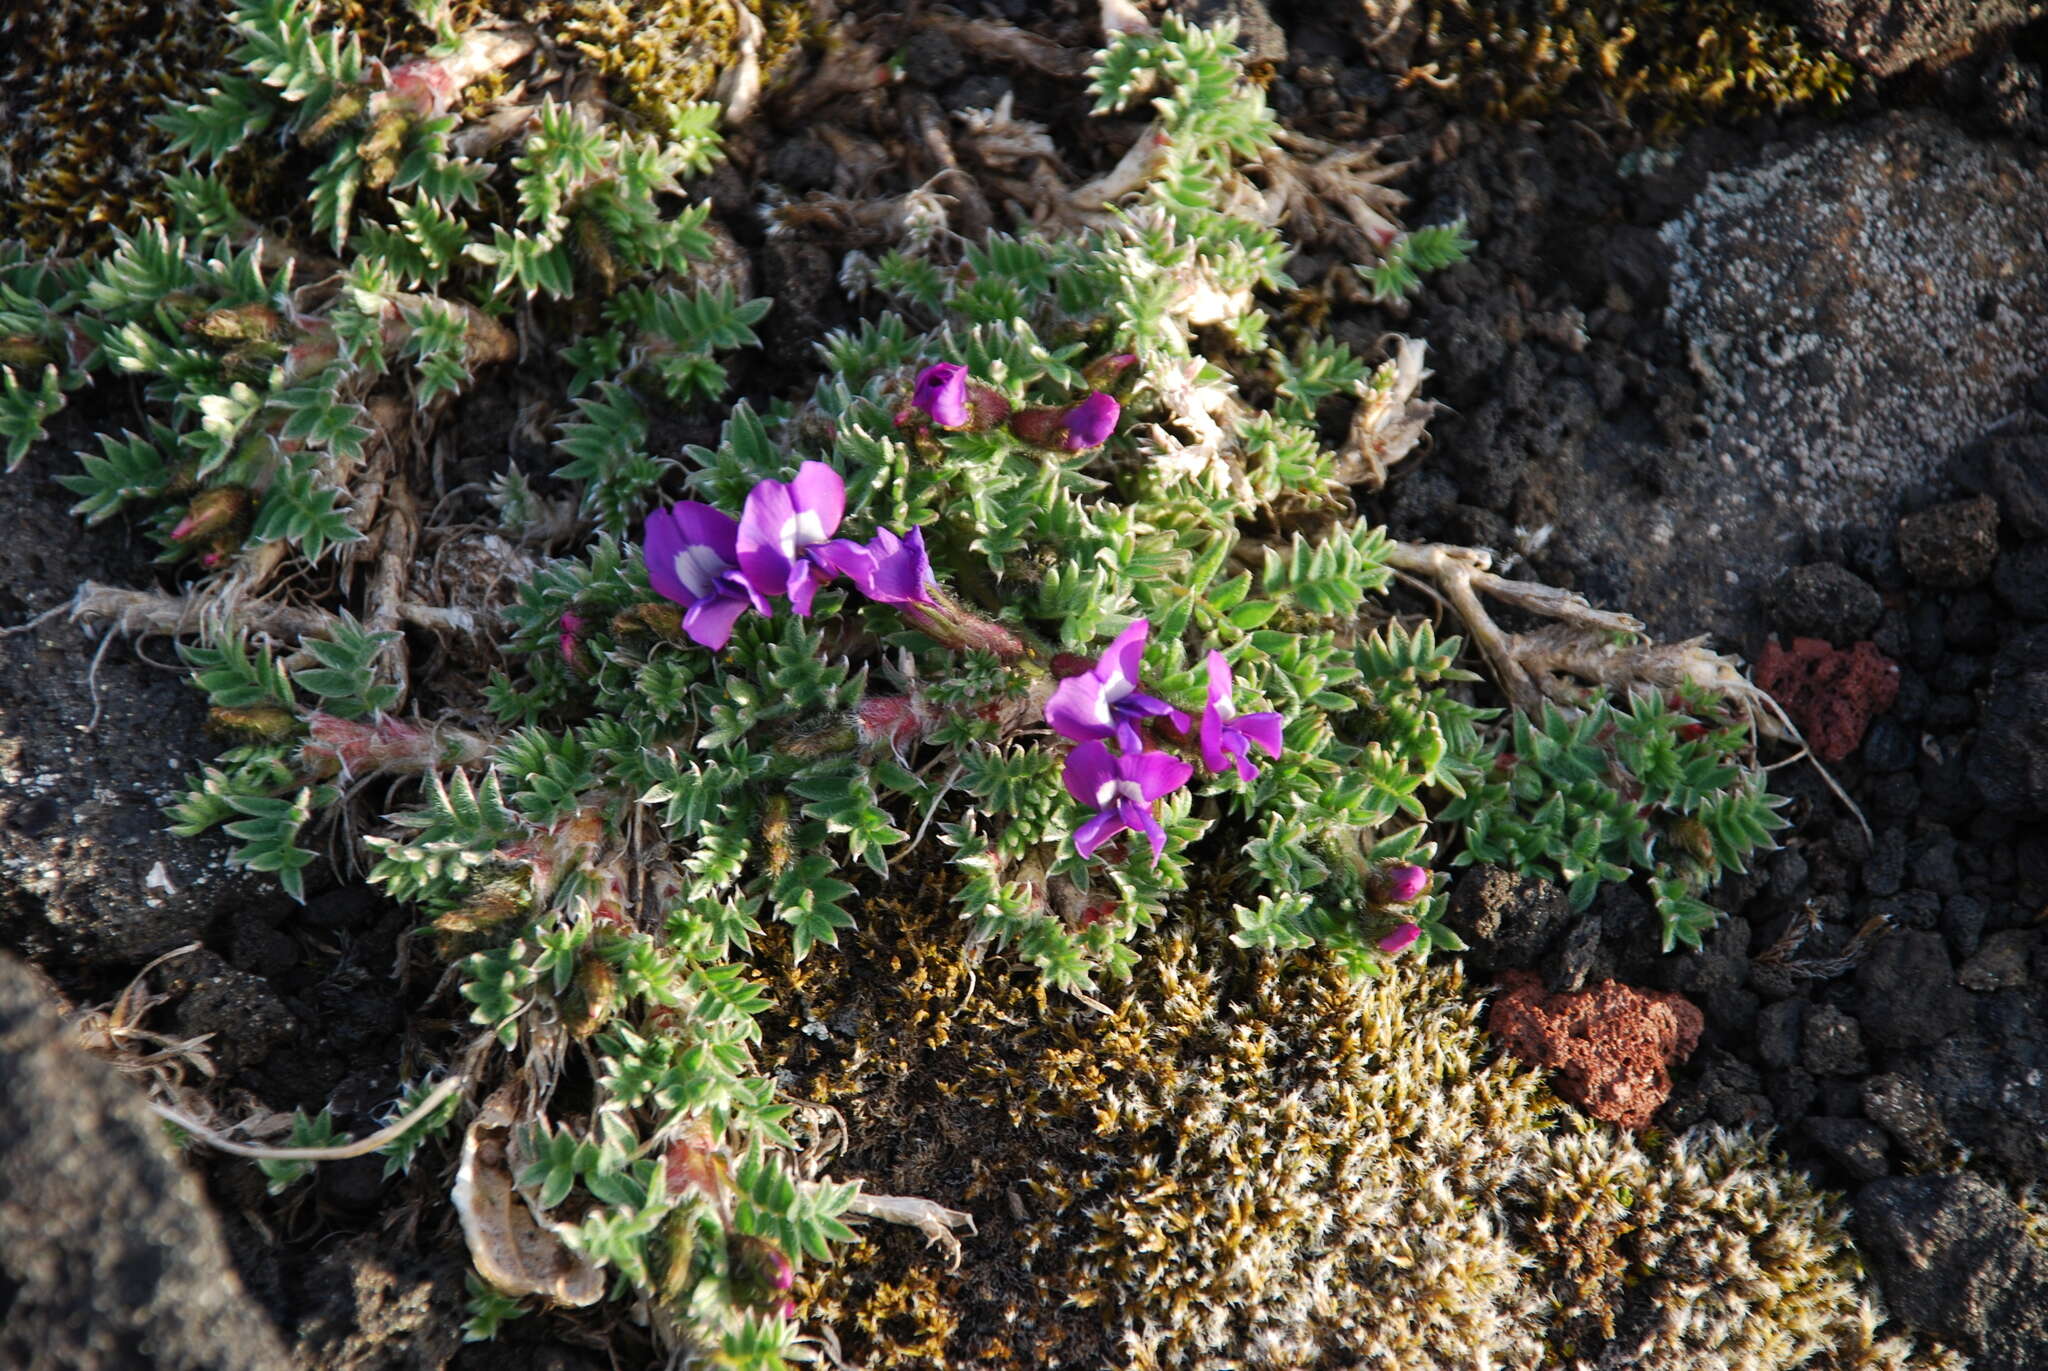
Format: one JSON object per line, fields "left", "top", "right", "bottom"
{"left": 1753, "top": 636, "right": 1900, "bottom": 763}
{"left": 1488, "top": 971, "right": 1703, "bottom": 1131}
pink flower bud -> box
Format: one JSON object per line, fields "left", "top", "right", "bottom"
{"left": 899, "top": 586, "right": 1028, "bottom": 660}
{"left": 558, "top": 612, "right": 585, "bottom": 667}
{"left": 1374, "top": 863, "right": 1430, "bottom": 905}
{"left": 1378, "top": 922, "right": 1422, "bottom": 954}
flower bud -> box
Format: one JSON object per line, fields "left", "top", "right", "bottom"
{"left": 898, "top": 585, "right": 1028, "bottom": 660}
{"left": 907, "top": 363, "right": 1011, "bottom": 432}
{"left": 1378, "top": 922, "right": 1422, "bottom": 955}
{"left": 1673, "top": 817, "right": 1715, "bottom": 865}
{"left": 727, "top": 1233, "right": 795, "bottom": 1304}
{"left": 1081, "top": 351, "right": 1139, "bottom": 396}
{"left": 563, "top": 956, "right": 616, "bottom": 1039}
{"left": 855, "top": 694, "right": 929, "bottom": 756}
{"left": 1371, "top": 863, "right": 1430, "bottom": 906}
{"left": 558, "top": 612, "right": 586, "bottom": 668}
{"left": 170, "top": 485, "right": 251, "bottom": 545}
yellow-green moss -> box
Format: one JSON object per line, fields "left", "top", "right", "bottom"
{"left": 0, "top": 2, "right": 237, "bottom": 253}
{"left": 520, "top": 0, "right": 813, "bottom": 140}
{"left": 1387, "top": 0, "right": 1857, "bottom": 134}
{"left": 0, "top": 0, "right": 810, "bottom": 254}
{"left": 768, "top": 884, "right": 1957, "bottom": 1368}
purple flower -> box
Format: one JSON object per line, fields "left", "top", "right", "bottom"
{"left": 1378, "top": 923, "right": 1422, "bottom": 955}
{"left": 1008, "top": 391, "right": 1121, "bottom": 452}
{"left": 643, "top": 504, "right": 773, "bottom": 650}
{"left": 1044, "top": 620, "right": 1190, "bottom": 752}
{"left": 815, "top": 526, "right": 935, "bottom": 606}
{"left": 1376, "top": 863, "right": 1431, "bottom": 905}
{"left": 558, "top": 612, "right": 585, "bottom": 666}
{"left": 1197, "top": 650, "right": 1285, "bottom": 781}
{"left": 1061, "top": 392, "right": 1120, "bottom": 450}
{"left": 911, "top": 363, "right": 970, "bottom": 428}
{"left": 1063, "top": 740, "right": 1193, "bottom": 863}
{"left": 735, "top": 461, "right": 847, "bottom": 616}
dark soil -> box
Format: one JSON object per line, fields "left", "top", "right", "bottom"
{"left": 4, "top": 0, "right": 2047, "bottom": 1367}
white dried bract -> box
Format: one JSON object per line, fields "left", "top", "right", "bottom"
{"left": 453, "top": 1086, "right": 607, "bottom": 1308}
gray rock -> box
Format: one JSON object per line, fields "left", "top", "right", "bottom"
{"left": 161, "top": 949, "right": 298, "bottom": 1076}
{"left": 1566, "top": 111, "right": 2048, "bottom": 642}
{"left": 1802, "top": 1003, "right": 1870, "bottom": 1076}
{"left": 1787, "top": 0, "right": 2047, "bottom": 77}
{"left": 1854, "top": 1173, "right": 2048, "bottom": 1370}
{"left": 1862, "top": 1072, "right": 1951, "bottom": 1169}
{"left": 0, "top": 951, "right": 289, "bottom": 1371}
{"left": 1898, "top": 496, "right": 2000, "bottom": 589}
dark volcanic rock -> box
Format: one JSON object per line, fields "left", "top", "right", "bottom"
{"left": 1862, "top": 1072, "right": 1952, "bottom": 1169}
{"left": 1995, "top": 544, "right": 2048, "bottom": 621}
{"left": 0, "top": 952, "right": 288, "bottom": 1371}
{"left": 1970, "top": 626, "right": 2048, "bottom": 819}
{"left": 1804, "top": 1116, "right": 1890, "bottom": 1181}
{"left": 1766, "top": 562, "right": 1884, "bottom": 643}
{"left": 1959, "top": 433, "right": 2048, "bottom": 539}
{"left": 1444, "top": 864, "right": 1571, "bottom": 974}
{"left": 1853, "top": 1173, "right": 2048, "bottom": 1370}
{"left": 1855, "top": 931, "right": 1971, "bottom": 1052}
{"left": 1897, "top": 495, "right": 2001, "bottom": 589}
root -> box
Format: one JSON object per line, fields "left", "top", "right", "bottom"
{"left": 151, "top": 1073, "right": 465, "bottom": 1162}
{"left": 1385, "top": 538, "right": 1872, "bottom": 840}
{"left": 62, "top": 580, "right": 502, "bottom": 646}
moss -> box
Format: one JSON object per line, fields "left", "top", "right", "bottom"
{"left": 519, "top": 0, "right": 813, "bottom": 139}
{"left": 0, "top": 0, "right": 809, "bottom": 254}
{"left": 768, "top": 880, "right": 1959, "bottom": 1368}
{"left": 0, "top": 2, "right": 237, "bottom": 253}
{"left": 1384, "top": 0, "right": 1858, "bottom": 135}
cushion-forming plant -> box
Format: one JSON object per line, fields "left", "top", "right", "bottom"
{"left": 1, "top": 6, "right": 1802, "bottom": 1363}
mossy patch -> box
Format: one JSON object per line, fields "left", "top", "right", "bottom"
{"left": 1386, "top": 0, "right": 1857, "bottom": 134}
{"left": 769, "top": 874, "right": 1958, "bottom": 1367}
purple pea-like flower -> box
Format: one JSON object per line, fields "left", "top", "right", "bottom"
{"left": 1009, "top": 391, "right": 1122, "bottom": 452}
{"left": 1060, "top": 392, "right": 1120, "bottom": 450}
{"left": 1378, "top": 923, "right": 1422, "bottom": 955}
{"left": 643, "top": 504, "right": 774, "bottom": 650}
{"left": 1197, "top": 650, "right": 1285, "bottom": 781}
{"left": 1045, "top": 620, "right": 1190, "bottom": 753}
{"left": 816, "top": 525, "right": 935, "bottom": 606}
{"left": 735, "top": 461, "right": 848, "bottom": 616}
{"left": 1063, "top": 739, "right": 1193, "bottom": 863}
{"left": 911, "top": 363, "right": 970, "bottom": 428}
